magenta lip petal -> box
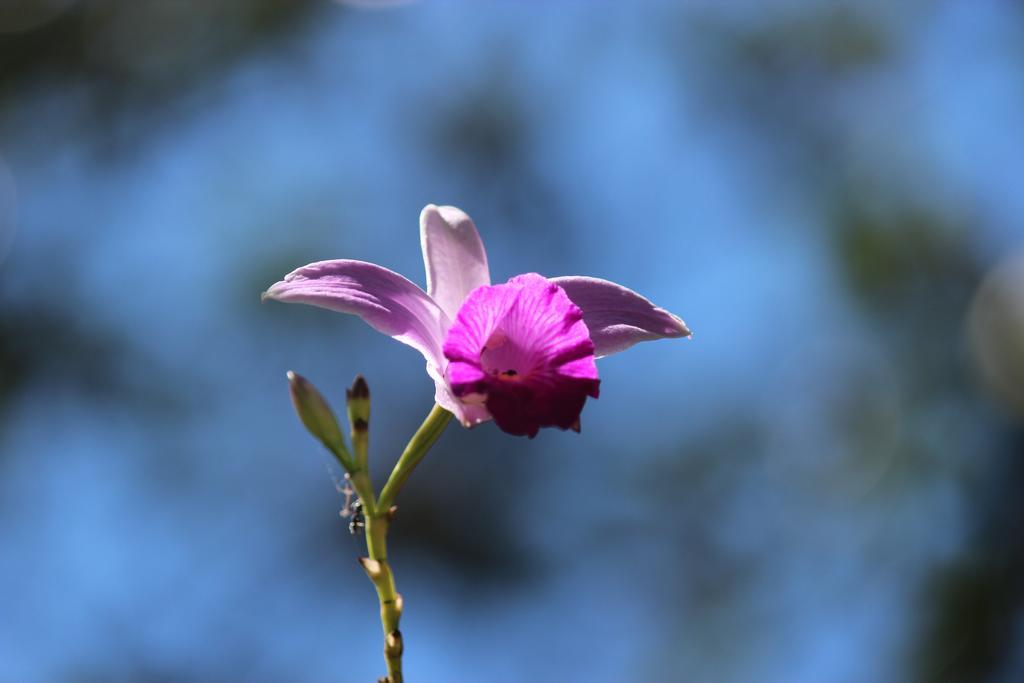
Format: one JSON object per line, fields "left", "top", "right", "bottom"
{"left": 420, "top": 204, "right": 491, "bottom": 321}
{"left": 551, "top": 276, "right": 691, "bottom": 358}
{"left": 443, "top": 273, "right": 600, "bottom": 438}
{"left": 446, "top": 361, "right": 491, "bottom": 396}
{"left": 427, "top": 363, "right": 492, "bottom": 427}
{"left": 263, "top": 259, "right": 451, "bottom": 369}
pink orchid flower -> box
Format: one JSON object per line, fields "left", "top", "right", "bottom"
{"left": 264, "top": 205, "right": 690, "bottom": 437}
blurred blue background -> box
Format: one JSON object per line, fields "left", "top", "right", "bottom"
{"left": 2, "top": 1, "right": 1024, "bottom": 681}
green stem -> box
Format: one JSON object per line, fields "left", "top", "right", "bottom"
{"left": 326, "top": 443, "right": 375, "bottom": 513}
{"left": 360, "top": 403, "right": 452, "bottom": 683}
{"left": 362, "top": 513, "right": 403, "bottom": 683}
{"left": 377, "top": 404, "right": 453, "bottom": 513}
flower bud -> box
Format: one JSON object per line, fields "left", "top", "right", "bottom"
{"left": 287, "top": 371, "right": 350, "bottom": 465}
{"left": 346, "top": 374, "right": 371, "bottom": 431}
{"left": 346, "top": 375, "right": 371, "bottom": 469}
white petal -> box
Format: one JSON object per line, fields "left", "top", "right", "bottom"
{"left": 420, "top": 204, "right": 491, "bottom": 320}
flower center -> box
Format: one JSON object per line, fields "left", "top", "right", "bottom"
{"left": 480, "top": 329, "right": 530, "bottom": 381}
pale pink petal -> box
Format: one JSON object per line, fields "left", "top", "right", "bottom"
{"left": 551, "top": 276, "right": 691, "bottom": 358}
{"left": 420, "top": 204, "right": 491, "bottom": 320}
{"left": 264, "top": 259, "right": 450, "bottom": 369}
{"left": 443, "top": 273, "right": 600, "bottom": 438}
